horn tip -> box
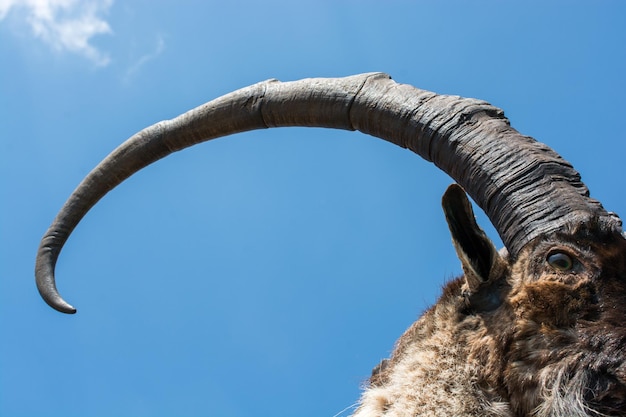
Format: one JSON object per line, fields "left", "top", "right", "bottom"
{"left": 36, "top": 251, "right": 77, "bottom": 314}
{"left": 48, "top": 297, "right": 77, "bottom": 314}
{"left": 38, "top": 285, "right": 77, "bottom": 314}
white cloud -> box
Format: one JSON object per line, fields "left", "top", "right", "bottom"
{"left": 0, "top": 0, "right": 113, "bottom": 66}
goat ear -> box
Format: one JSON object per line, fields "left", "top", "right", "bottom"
{"left": 442, "top": 184, "right": 506, "bottom": 293}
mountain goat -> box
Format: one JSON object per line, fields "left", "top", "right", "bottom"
{"left": 36, "top": 73, "right": 626, "bottom": 416}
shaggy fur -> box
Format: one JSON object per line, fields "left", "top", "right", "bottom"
{"left": 353, "top": 221, "right": 626, "bottom": 416}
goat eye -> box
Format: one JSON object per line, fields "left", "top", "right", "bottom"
{"left": 547, "top": 252, "right": 574, "bottom": 271}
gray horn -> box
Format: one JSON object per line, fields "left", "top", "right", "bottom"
{"left": 35, "top": 73, "right": 618, "bottom": 313}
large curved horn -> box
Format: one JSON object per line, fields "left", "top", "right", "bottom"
{"left": 36, "top": 73, "right": 620, "bottom": 313}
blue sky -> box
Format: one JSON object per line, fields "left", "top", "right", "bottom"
{"left": 1, "top": 1, "right": 625, "bottom": 416}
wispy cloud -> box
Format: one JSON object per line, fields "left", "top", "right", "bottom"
{"left": 0, "top": 0, "right": 113, "bottom": 66}
{"left": 124, "top": 34, "right": 166, "bottom": 82}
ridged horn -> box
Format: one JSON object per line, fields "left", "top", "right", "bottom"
{"left": 36, "top": 73, "right": 620, "bottom": 314}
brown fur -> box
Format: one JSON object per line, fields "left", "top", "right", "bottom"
{"left": 353, "top": 222, "right": 626, "bottom": 416}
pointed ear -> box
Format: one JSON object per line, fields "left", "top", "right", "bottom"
{"left": 442, "top": 184, "right": 507, "bottom": 293}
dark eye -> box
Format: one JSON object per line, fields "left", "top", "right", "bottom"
{"left": 547, "top": 252, "right": 574, "bottom": 271}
